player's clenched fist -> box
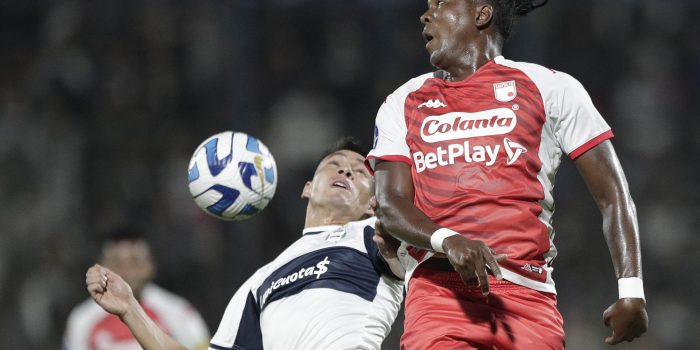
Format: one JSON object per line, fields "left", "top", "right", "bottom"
{"left": 441, "top": 235, "right": 507, "bottom": 295}
{"left": 603, "top": 298, "right": 648, "bottom": 345}
{"left": 86, "top": 264, "right": 135, "bottom": 317}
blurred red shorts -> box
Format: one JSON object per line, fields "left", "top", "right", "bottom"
{"left": 401, "top": 266, "right": 565, "bottom": 350}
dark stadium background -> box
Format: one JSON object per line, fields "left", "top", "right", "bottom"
{"left": 1, "top": 1, "right": 698, "bottom": 349}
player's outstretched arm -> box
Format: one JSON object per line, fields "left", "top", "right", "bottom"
{"left": 374, "top": 160, "right": 506, "bottom": 295}
{"left": 574, "top": 140, "right": 648, "bottom": 344}
{"left": 86, "top": 264, "right": 188, "bottom": 350}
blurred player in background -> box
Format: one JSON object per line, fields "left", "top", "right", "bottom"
{"left": 367, "top": 0, "right": 648, "bottom": 349}
{"left": 85, "top": 137, "right": 404, "bottom": 350}
{"left": 64, "top": 227, "right": 210, "bottom": 350}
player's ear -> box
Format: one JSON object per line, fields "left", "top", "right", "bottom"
{"left": 301, "top": 181, "right": 312, "bottom": 199}
{"left": 475, "top": 3, "right": 493, "bottom": 29}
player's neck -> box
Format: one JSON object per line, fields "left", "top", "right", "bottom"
{"left": 304, "top": 204, "right": 356, "bottom": 228}
{"left": 442, "top": 38, "right": 502, "bottom": 82}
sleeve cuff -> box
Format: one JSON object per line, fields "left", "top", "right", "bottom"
{"left": 569, "top": 130, "right": 614, "bottom": 160}
{"left": 364, "top": 155, "right": 413, "bottom": 175}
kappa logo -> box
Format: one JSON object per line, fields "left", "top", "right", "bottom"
{"left": 417, "top": 99, "right": 447, "bottom": 109}
{"left": 493, "top": 81, "right": 517, "bottom": 102}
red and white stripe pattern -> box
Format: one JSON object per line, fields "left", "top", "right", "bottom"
{"left": 368, "top": 56, "right": 612, "bottom": 294}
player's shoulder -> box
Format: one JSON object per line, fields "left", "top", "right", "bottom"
{"left": 494, "top": 56, "right": 582, "bottom": 89}
{"left": 345, "top": 216, "right": 376, "bottom": 236}
{"left": 348, "top": 216, "right": 377, "bottom": 229}
{"left": 385, "top": 72, "right": 435, "bottom": 102}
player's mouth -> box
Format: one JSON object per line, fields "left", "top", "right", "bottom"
{"left": 331, "top": 179, "right": 351, "bottom": 192}
{"left": 422, "top": 30, "right": 435, "bottom": 48}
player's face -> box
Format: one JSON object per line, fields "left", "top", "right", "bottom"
{"left": 420, "top": 0, "right": 477, "bottom": 69}
{"left": 102, "top": 240, "right": 155, "bottom": 296}
{"left": 303, "top": 150, "right": 374, "bottom": 219}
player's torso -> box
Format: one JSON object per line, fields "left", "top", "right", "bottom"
{"left": 254, "top": 219, "right": 402, "bottom": 349}
{"left": 404, "top": 62, "right": 550, "bottom": 261}
{"left": 260, "top": 288, "right": 391, "bottom": 350}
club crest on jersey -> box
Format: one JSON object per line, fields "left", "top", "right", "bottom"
{"left": 326, "top": 227, "right": 347, "bottom": 242}
{"left": 493, "top": 81, "right": 517, "bottom": 102}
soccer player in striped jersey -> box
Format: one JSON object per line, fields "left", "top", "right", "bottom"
{"left": 367, "top": 0, "right": 648, "bottom": 348}
{"left": 85, "top": 137, "right": 404, "bottom": 350}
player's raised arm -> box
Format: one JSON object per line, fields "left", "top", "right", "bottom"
{"left": 574, "top": 141, "right": 648, "bottom": 344}
{"left": 86, "top": 265, "right": 188, "bottom": 350}
{"left": 374, "top": 160, "right": 505, "bottom": 295}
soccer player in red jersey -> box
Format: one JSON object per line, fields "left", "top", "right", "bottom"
{"left": 366, "top": 1, "right": 648, "bottom": 349}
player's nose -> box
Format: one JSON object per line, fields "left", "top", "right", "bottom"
{"left": 420, "top": 7, "right": 432, "bottom": 24}
{"left": 337, "top": 167, "right": 353, "bottom": 179}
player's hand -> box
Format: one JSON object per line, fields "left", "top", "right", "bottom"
{"left": 86, "top": 264, "right": 136, "bottom": 317}
{"left": 370, "top": 196, "right": 401, "bottom": 259}
{"left": 603, "top": 298, "right": 648, "bottom": 345}
{"left": 373, "top": 218, "right": 401, "bottom": 259}
{"left": 442, "top": 235, "right": 507, "bottom": 295}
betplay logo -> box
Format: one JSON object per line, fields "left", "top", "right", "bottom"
{"left": 413, "top": 108, "right": 526, "bottom": 173}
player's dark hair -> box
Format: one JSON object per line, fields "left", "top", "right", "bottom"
{"left": 103, "top": 226, "right": 148, "bottom": 244}
{"left": 316, "top": 136, "right": 368, "bottom": 168}
{"left": 485, "top": 0, "right": 549, "bottom": 39}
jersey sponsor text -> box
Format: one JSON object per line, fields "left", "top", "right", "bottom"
{"left": 259, "top": 256, "right": 330, "bottom": 308}
{"left": 420, "top": 108, "right": 516, "bottom": 143}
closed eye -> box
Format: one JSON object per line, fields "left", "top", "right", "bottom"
{"left": 354, "top": 168, "right": 368, "bottom": 176}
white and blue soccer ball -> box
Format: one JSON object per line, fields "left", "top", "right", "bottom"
{"left": 187, "top": 131, "right": 277, "bottom": 221}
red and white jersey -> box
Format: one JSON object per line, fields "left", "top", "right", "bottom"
{"left": 64, "top": 284, "right": 210, "bottom": 350}
{"left": 366, "top": 56, "right": 613, "bottom": 294}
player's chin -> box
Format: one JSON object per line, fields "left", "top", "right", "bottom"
{"left": 327, "top": 192, "right": 356, "bottom": 206}
{"left": 428, "top": 50, "right": 445, "bottom": 69}
{"left": 325, "top": 192, "right": 359, "bottom": 207}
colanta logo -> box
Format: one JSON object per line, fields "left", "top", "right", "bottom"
{"left": 420, "top": 108, "right": 516, "bottom": 143}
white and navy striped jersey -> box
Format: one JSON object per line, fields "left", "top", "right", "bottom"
{"left": 209, "top": 217, "right": 404, "bottom": 350}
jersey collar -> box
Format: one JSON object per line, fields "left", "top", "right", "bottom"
{"left": 302, "top": 225, "right": 342, "bottom": 236}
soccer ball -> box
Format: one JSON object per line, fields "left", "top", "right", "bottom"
{"left": 187, "top": 131, "right": 277, "bottom": 221}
